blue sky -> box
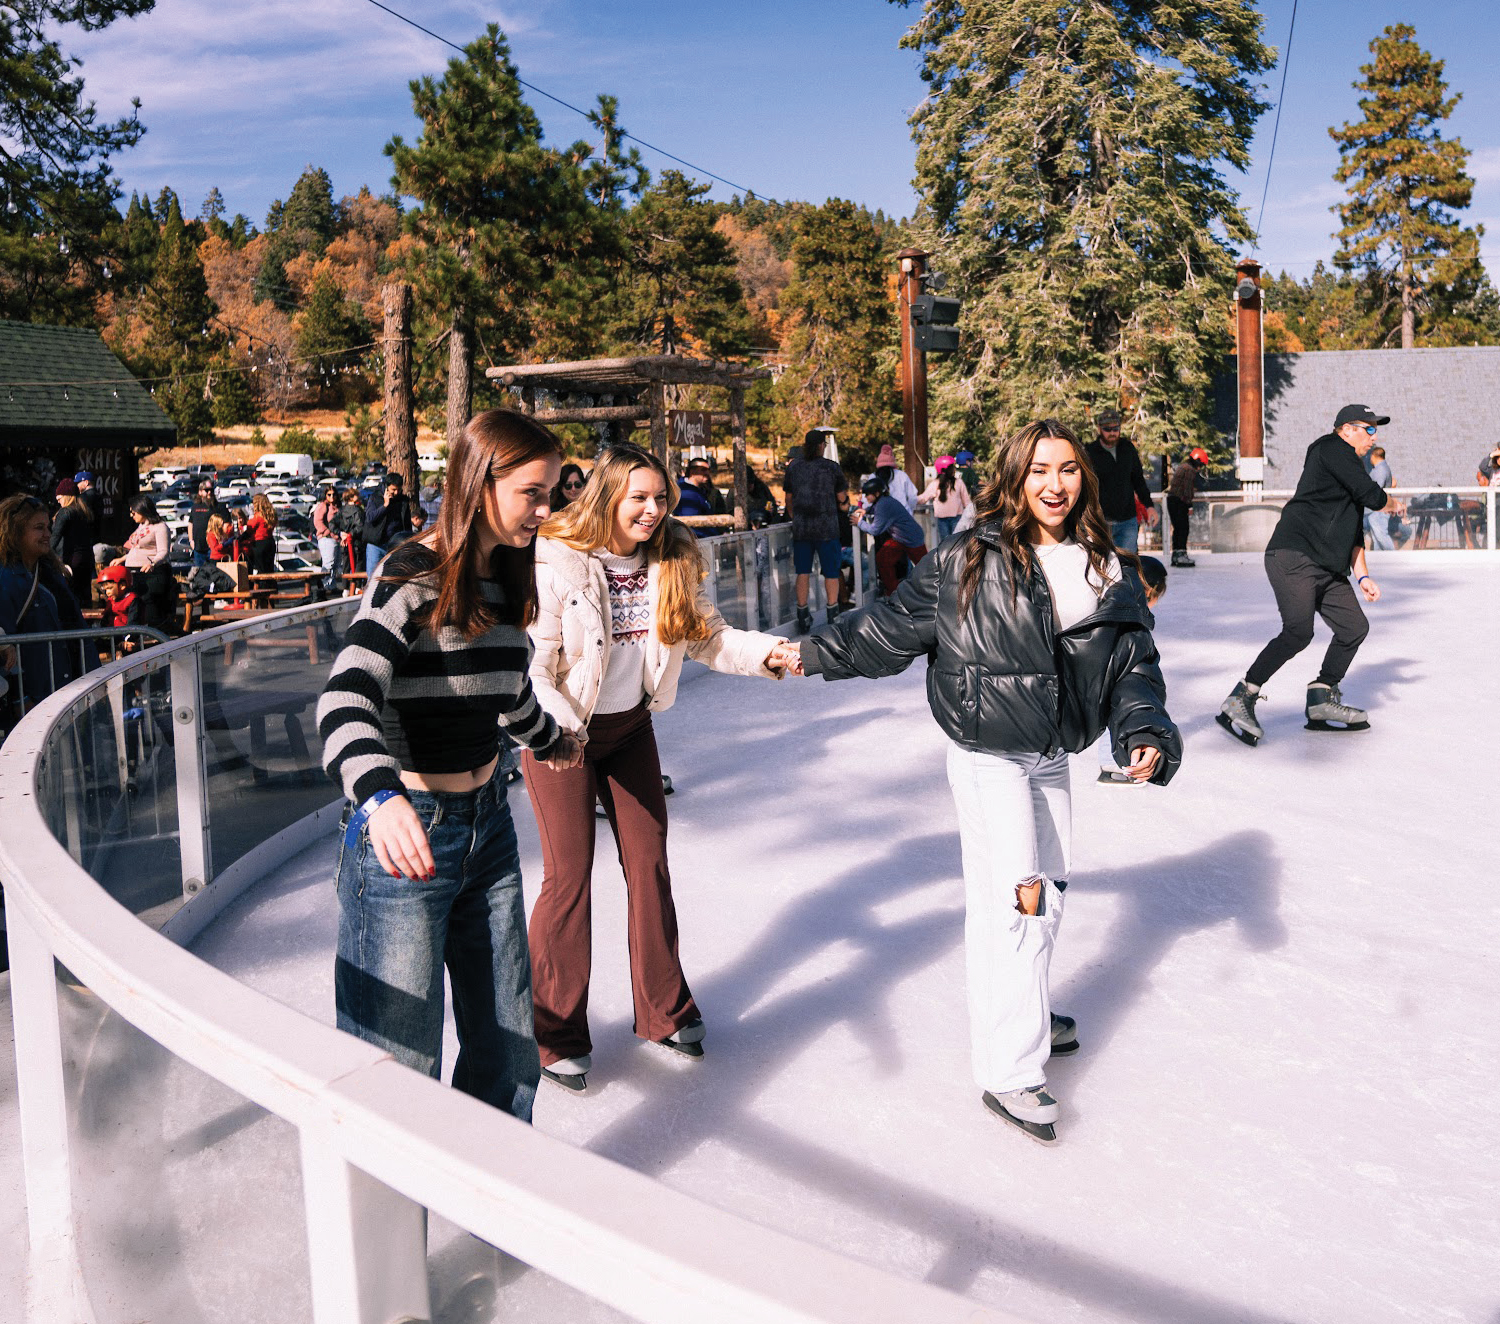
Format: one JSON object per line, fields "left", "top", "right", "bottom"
{"left": 71, "top": 0, "right": 1500, "bottom": 280}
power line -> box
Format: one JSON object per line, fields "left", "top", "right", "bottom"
{"left": 359, "top": 0, "right": 763, "bottom": 198}
{"left": 1254, "top": 0, "right": 1299, "bottom": 245}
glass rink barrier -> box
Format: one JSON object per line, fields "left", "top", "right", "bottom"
{"left": 1145, "top": 487, "right": 1499, "bottom": 554}
{"left": 1, "top": 590, "right": 1020, "bottom": 1323}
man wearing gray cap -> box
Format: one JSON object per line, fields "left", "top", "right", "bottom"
{"left": 1219, "top": 404, "right": 1393, "bottom": 744}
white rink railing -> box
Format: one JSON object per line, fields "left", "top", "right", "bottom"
{"left": 0, "top": 595, "right": 1020, "bottom": 1323}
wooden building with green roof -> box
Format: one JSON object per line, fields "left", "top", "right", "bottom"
{"left": 0, "top": 320, "right": 175, "bottom": 543}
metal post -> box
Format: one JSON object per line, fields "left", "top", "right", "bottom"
{"left": 299, "top": 1135, "right": 431, "bottom": 1324}
{"left": 896, "top": 249, "right": 930, "bottom": 492}
{"left": 1488, "top": 488, "right": 1496, "bottom": 551}
{"left": 852, "top": 529, "right": 866, "bottom": 606}
{"left": 730, "top": 386, "right": 749, "bottom": 532}
{"left": 8, "top": 894, "right": 99, "bottom": 1323}
{"left": 169, "top": 649, "right": 211, "bottom": 898}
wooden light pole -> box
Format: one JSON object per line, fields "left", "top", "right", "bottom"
{"left": 1234, "top": 258, "right": 1264, "bottom": 499}
{"left": 896, "top": 248, "right": 930, "bottom": 491}
{"left": 382, "top": 282, "right": 417, "bottom": 491}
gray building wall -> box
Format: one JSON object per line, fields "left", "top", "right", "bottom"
{"left": 1211, "top": 346, "right": 1500, "bottom": 488}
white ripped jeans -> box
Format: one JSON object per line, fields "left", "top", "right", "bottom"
{"left": 946, "top": 745, "right": 1071, "bottom": 1095}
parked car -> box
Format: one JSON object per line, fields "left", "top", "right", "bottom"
{"left": 275, "top": 554, "right": 322, "bottom": 574}
{"left": 274, "top": 534, "right": 319, "bottom": 561}
{"left": 216, "top": 478, "right": 257, "bottom": 500}
{"left": 220, "top": 463, "right": 254, "bottom": 481}
{"left": 144, "top": 466, "right": 190, "bottom": 489}
{"left": 155, "top": 496, "right": 192, "bottom": 518}
{"left": 255, "top": 453, "right": 315, "bottom": 482}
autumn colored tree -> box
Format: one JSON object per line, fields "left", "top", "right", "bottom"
{"left": 771, "top": 200, "right": 898, "bottom": 449}
{"left": 0, "top": 0, "right": 153, "bottom": 321}
{"left": 896, "top": 0, "right": 1273, "bottom": 458}
{"left": 1330, "top": 25, "right": 1484, "bottom": 349}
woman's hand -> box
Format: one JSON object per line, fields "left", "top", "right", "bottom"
{"left": 543, "top": 731, "right": 585, "bottom": 771}
{"left": 766, "top": 642, "right": 803, "bottom": 676}
{"left": 367, "top": 795, "right": 436, "bottom": 881}
{"left": 1125, "top": 744, "right": 1162, "bottom": 783}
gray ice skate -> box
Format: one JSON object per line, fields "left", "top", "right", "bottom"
{"left": 1217, "top": 680, "right": 1264, "bottom": 746}
{"left": 1304, "top": 683, "right": 1369, "bottom": 732}
{"left": 1050, "top": 1012, "right": 1079, "bottom": 1056}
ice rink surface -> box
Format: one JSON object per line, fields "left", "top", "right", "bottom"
{"left": 4, "top": 554, "right": 1497, "bottom": 1323}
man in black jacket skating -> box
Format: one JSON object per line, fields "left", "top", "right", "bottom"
{"left": 1220, "top": 403, "right": 1393, "bottom": 744}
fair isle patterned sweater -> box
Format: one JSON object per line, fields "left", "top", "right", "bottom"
{"left": 594, "top": 548, "right": 651, "bottom": 714}
{"left": 316, "top": 542, "right": 560, "bottom": 803}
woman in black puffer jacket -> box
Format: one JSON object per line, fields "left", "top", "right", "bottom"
{"left": 800, "top": 419, "right": 1181, "bottom": 1143}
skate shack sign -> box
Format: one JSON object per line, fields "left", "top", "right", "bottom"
{"left": 669, "top": 410, "right": 711, "bottom": 452}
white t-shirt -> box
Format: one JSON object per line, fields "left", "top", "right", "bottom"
{"left": 594, "top": 549, "right": 651, "bottom": 715}
{"left": 1033, "top": 540, "right": 1119, "bottom": 630}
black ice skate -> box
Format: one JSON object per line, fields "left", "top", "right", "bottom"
{"left": 1171, "top": 550, "right": 1196, "bottom": 568}
{"left": 1049, "top": 1012, "right": 1079, "bottom": 1056}
{"left": 654, "top": 1018, "right": 705, "bottom": 1059}
{"left": 795, "top": 606, "right": 813, "bottom": 634}
{"left": 982, "top": 1085, "right": 1059, "bottom": 1145}
{"left": 1304, "top": 683, "right": 1369, "bottom": 732}
{"left": 1216, "top": 680, "right": 1264, "bottom": 746}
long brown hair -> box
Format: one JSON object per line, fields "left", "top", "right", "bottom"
{"left": 0, "top": 493, "right": 60, "bottom": 569}
{"left": 541, "top": 443, "right": 713, "bottom": 646}
{"left": 408, "top": 408, "right": 563, "bottom": 637}
{"left": 251, "top": 492, "right": 278, "bottom": 530}
{"left": 959, "top": 419, "right": 1128, "bottom": 612}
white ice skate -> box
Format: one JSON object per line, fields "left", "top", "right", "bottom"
{"left": 541, "top": 1054, "right": 591, "bottom": 1093}
{"left": 982, "top": 1084, "right": 1060, "bottom": 1145}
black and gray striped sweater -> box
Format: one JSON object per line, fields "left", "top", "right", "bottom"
{"left": 317, "top": 543, "right": 560, "bottom": 804}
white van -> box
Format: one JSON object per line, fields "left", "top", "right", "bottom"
{"left": 254, "top": 453, "right": 314, "bottom": 481}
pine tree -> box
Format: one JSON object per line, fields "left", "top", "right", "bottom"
{"left": 612, "top": 171, "right": 752, "bottom": 357}
{"left": 207, "top": 347, "right": 256, "bottom": 427}
{"left": 771, "top": 200, "right": 899, "bottom": 449}
{"left": 297, "top": 269, "right": 369, "bottom": 403}
{"left": 200, "top": 186, "right": 225, "bottom": 223}
{"left": 1330, "top": 25, "right": 1483, "bottom": 350}
{"left": 897, "top": 0, "right": 1273, "bottom": 458}
{"left": 143, "top": 209, "right": 220, "bottom": 444}
{"left": 0, "top": 0, "right": 152, "bottom": 321}
{"left": 387, "top": 24, "right": 603, "bottom": 444}
{"left": 254, "top": 166, "right": 337, "bottom": 310}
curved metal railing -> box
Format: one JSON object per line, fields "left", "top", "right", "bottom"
{"left": 0, "top": 594, "right": 1015, "bottom": 1324}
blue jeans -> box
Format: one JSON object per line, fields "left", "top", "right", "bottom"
{"left": 192, "top": 551, "right": 210, "bottom": 569}
{"left": 1109, "top": 518, "right": 1140, "bottom": 553}
{"left": 365, "top": 542, "right": 385, "bottom": 577}
{"left": 936, "top": 516, "right": 959, "bottom": 542}
{"left": 1365, "top": 510, "right": 1394, "bottom": 551}
{"left": 334, "top": 775, "right": 540, "bottom": 1122}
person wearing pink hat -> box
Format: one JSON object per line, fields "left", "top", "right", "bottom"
{"left": 917, "top": 455, "right": 972, "bottom": 542}
{"left": 874, "top": 444, "right": 919, "bottom": 513}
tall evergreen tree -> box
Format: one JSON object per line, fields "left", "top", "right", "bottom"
{"left": 297, "top": 270, "right": 370, "bottom": 403}
{"left": 0, "top": 0, "right": 153, "bottom": 321}
{"left": 387, "top": 25, "right": 602, "bottom": 445}
{"left": 772, "top": 200, "right": 899, "bottom": 448}
{"left": 143, "top": 209, "right": 219, "bottom": 443}
{"left": 254, "top": 166, "right": 337, "bottom": 310}
{"left": 896, "top": 0, "right": 1272, "bottom": 457}
{"left": 612, "top": 171, "right": 753, "bottom": 357}
{"left": 1330, "top": 25, "right": 1482, "bottom": 350}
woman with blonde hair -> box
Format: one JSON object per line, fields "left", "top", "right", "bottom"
{"left": 800, "top": 420, "right": 1181, "bottom": 1143}
{"left": 525, "top": 443, "right": 801, "bottom": 1091}
{"left": 248, "top": 492, "right": 278, "bottom": 574}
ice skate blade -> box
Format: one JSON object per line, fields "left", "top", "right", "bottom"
{"left": 1304, "top": 719, "right": 1370, "bottom": 732}
{"left": 981, "top": 1092, "right": 1059, "bottom": 1145}
{"left": 540, "top": 1067, "right": 588, "bottom": 1093}
{"left": 1215, "top": 712, "right": 1260, "bottom": 746}
{"left": 653, "top": 1037, "right": 705, "bottom": 1059}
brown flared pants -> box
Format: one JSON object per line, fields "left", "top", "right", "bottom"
{"left": 521, "top": 703, "right": 699, "bottom": 1066}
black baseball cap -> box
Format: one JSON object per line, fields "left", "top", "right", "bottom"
{"left": 1334, "top": 404, "right": 1390, "bottom": 427}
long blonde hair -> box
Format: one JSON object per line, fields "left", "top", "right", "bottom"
{"left": 541, "top": 444, "right": 712, "bottom": 646}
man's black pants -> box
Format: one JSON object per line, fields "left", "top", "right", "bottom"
{"left": 1167, "top": 495, "right": 1191, "bottom": 553}
{"left": 1246, "top": 549, "right": 1369, "bottom": 687}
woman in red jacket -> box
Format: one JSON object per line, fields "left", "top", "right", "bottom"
{"left": 247, "top": 494, "right": 278, "bottom": 574}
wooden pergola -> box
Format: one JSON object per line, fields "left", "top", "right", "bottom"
{"left": 486, "top": 354, "right": 771, "bottom": 530}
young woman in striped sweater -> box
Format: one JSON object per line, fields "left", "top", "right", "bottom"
{"left": 524, "top": 444, "right": 801, "bottom": 1092}
{"left": 316, "top": 410, "right": 582, "bottom": 1122}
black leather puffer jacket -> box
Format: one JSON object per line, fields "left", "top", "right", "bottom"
{"left": 803, "top": 528, "right": 1181, "bottom": 784}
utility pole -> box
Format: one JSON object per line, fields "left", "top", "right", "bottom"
{"left": 896, "top": 248, "right": 930, "bottom": 492}
{"left": 1234, "top": 258, "right": 1264, "bottom": 500}
{"left": 382, "top": 282, "right": 417, "bottom": 491}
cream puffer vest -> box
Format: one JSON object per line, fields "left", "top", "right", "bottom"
{"left": 528, "top": 536, "right": 783, "bottom": 736}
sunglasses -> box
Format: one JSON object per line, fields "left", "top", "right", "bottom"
{"left": 1359, "top": 425, "right": 1377, "bottom": 435}
{"left": 562, "top": 479, "right": 585, "bottom": 489}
